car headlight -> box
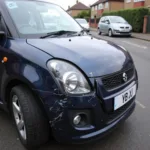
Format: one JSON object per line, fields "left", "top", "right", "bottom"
{"left": 47, "top": 60, "right": 91, "bottom": 94}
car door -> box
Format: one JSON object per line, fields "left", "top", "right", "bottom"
{"left": 99, "top": 17, "right": 105, "bottom": 33}
{"left": 103, "top": 17, "right": 110, "bottom": 33}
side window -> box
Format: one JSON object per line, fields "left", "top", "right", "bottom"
{"left": 100, "top": 17, "right": 105, "bottom": 23}
{"left": 104, "top": 17, "right": 110, "bottom": 24}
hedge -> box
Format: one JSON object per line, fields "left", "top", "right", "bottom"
{"left": 102, "top": 8, "right": 149, "bottom": 32}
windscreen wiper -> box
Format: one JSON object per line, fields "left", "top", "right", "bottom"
{"left": 40, "top": 30, "right": 78, "bottom": 39}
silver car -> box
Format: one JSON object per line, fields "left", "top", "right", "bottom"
{"left": 98, "top": 16, "right": 132, "bottom": 37}
{"left": 76, "top": 18, "right": 90, "bottom": 32}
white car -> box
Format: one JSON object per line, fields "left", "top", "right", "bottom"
{"left": 98, "top": 16, "right": 132, "bottom": 37}
{"left": 76, "top": 18, "right": 90, "bottom": 32}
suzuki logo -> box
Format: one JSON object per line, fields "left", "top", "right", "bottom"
{"left": 123, "top": 73, "right": 128, "bottom": 82}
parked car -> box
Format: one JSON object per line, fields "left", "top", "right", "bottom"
{"left": 75, "top": 18, "right": 90, "bottom": 32}
{"left": 98, "top": 16, "right": 132, "bottom": 37}
{"left": 0, "top": 0, "right": 138, "bottom": 149}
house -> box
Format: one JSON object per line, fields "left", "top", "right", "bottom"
{"left": 67, "top": 0, "right": 90, "bottom": 17}
{"left": 124, "top": 0, "right": 150, "bottom": 9}
{"left": 91, "top": 0, "right": 124, "bottom": 18}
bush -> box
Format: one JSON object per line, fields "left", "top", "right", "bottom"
{"left": 102, "top": 8, "right": 149, "bottom": 32}
{"left": 74, "top": 10, "right": 90, "bottom": 19}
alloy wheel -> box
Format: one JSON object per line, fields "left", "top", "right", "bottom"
{"left": 109, "top": 30, "right": 112, "bottom": 37}
{"left": 12, "top": 95, "right": 26, "bottom": 140}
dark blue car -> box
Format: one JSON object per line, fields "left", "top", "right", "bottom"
{"left": 0, "top": 0, "right": 138, "bottom": 149}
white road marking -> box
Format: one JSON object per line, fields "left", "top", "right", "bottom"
{"left": 123, "top": 41, "right": 147, "bottom": 49}
{"left": 136, "top": 101, "right": 146, "bottom": 109}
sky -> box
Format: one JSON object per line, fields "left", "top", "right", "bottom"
{"left": 48, "top": 0, "right": 97, "bottom": 10}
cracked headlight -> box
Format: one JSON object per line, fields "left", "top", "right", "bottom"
{"left": 47, "top": 60, "right": 91, "bottom": 94}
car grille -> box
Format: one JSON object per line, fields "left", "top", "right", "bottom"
{"left": 107, "top": 98, "right": 135, "bottom": 124}
{"left": 102, "top": 67, "right": 134, "bottom": 91}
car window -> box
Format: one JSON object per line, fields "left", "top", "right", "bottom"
{"left": 109, "top": 16, "right": 127, "bottom": 23}
{"left": 104, "top": 17, "right": 110, "bottom": 24}
{"left": 76, "top": 19, "right": 88, "bottom": 24}
{"left": 5, "top": 0, "right": 82, "bottom": 37}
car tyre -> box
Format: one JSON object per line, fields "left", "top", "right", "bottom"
{"left": 108, "top": 29, "right": 113, "bottom": 37}
{"left": 98, "top": 29, "right": 102, "bottom": 35}
{"left": 10, "top": 85, "right": 49, "bottom": 149}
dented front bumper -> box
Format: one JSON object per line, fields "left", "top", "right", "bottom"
{"left": 34, "top": 87, "right": 136, "bottom": 143}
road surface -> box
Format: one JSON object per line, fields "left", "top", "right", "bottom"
{"left": 0, "top": 31, "right": 150, "bottom": 150}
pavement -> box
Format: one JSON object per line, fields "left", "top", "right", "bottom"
{"left": 90, "top": 28, "right": 150, "bottom": 41}
{"left": 1, "top": 31, "right": 150, "bottom": 150}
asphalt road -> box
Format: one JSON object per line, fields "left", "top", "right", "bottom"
{"left": 1, "top": 31, "right": 150, "bottom": 150}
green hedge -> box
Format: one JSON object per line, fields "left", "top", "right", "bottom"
{"left": 102, "top": 8, "right": 149, "bottom": 32}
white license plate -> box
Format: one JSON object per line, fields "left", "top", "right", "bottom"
{"left": 114, "top": 84, "right": 136, "bottom": 110}
{"left": 122, "top": 29, "right": 129, "bottom": 32}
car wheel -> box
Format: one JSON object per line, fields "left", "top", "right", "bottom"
{"left": 98, "top": 29, "right": 102, "bottom": 35}
{"left": 108, "top": 29, "right": 113, "bottom": 37}
{"left": 10, "top": 85, "right": 49, "bottom": 149}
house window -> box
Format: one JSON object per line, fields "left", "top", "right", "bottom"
{"left": 95, "top": 6, "right": 97, "bottom": 10}
{"left": 126, "top": 0, "right": 131, "bottom": 3}
{"left": 105, "top": 2, "right": 109, "bottom": 8}
{"left": 98, "top": 4, "right": 104, "bottom": 10}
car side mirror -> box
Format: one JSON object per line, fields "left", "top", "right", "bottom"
{"left": 105, "top": 20, "right": 110, "bottom": 24}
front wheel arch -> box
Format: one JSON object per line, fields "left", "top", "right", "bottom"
{"left": 4, "top": 79, "right": 49, "bottom": 121}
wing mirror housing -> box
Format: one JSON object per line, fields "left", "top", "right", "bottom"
{"left": 105, "top": 20, "right": 110, "bottom": 24}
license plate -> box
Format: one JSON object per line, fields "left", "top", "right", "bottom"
{"left": 114, "top": 84, "right": 136, "bottom": 110}
{"left": 122, "top": 29, "right": 129, "bottom": 32}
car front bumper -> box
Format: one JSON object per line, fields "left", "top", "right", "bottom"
{"left": 34, "top": 73, "right": 138, "bottom": 144}
{"left": 112, "top": 29, "right": 132, "bottom": 35}
{"left": 71, "top": 102, "right": 135, "bottom": 144}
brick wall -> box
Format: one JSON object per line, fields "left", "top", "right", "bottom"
{"left": 97, "top": 9, "right": 104, "bottom": 17}
{"left": 124, "top": 1, "right": 134, "bottom": 9}
{"left": 145, "top": 0, "right": 150, "bottom": 7}
{"left": 134, "top": 1, "right": 145, "bottom": 8}
{"left": 110, "top": 1, "right": 124, "bottom": 11}
{"left": 124, "top": 0, "right": 150, "bottom": 9}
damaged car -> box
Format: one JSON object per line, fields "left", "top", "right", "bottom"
{"left": 0, "top": 0, "right": 138, "bottom": 149}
